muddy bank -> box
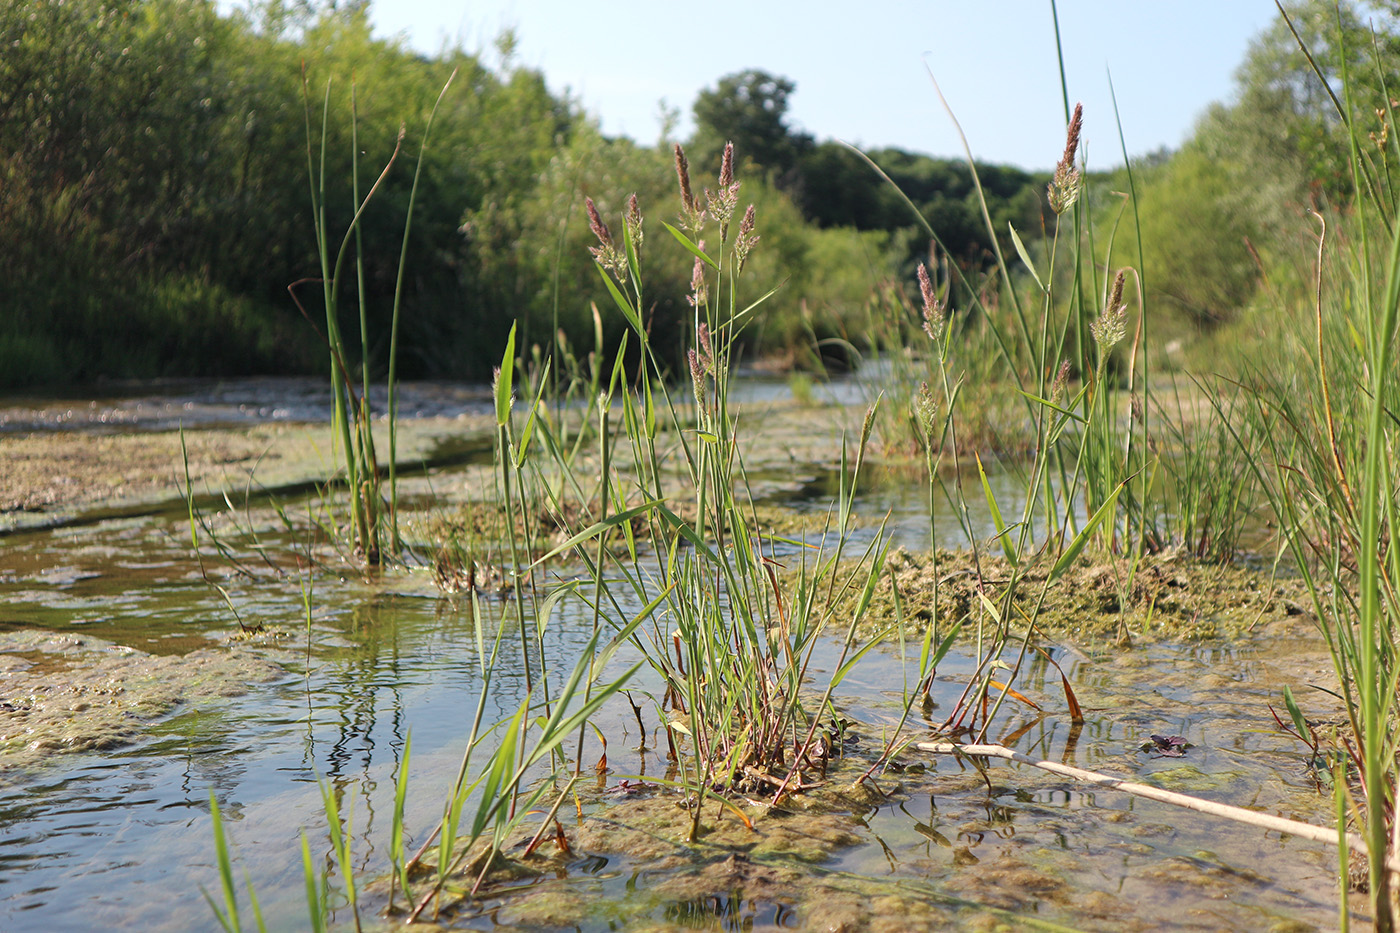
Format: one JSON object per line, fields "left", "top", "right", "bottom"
{"left": 0, "top": 414, "right": 497, "bottom": 532}
{"left": 0, "top": 628, "right": 287, "bottom": 779}
{"left": 856, "top": 546, "right": 1316, "bottom": 644}
{"left": 0, "top": 389, "right": 870, "bottom": 533}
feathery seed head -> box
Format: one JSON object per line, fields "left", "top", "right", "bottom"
{"left": 1051, "top": 359, "right": 1071, "bottom": 404}
{"left": 914, "top": 381, "right": 939, "bottom": 436}
{"left": 707, "top": 143, "right": 741, "bottom": 234}
{"left": 688, "top": 255, "right": 708, "bottom": 308}
{"left": 585, "top": 197, "right": 611, "bottom": 248}
{"left": 1091, "top": 268, "right": 1129, "bottom": 356}
{"left": 585, "top": 197, "right": 627, "bottom": 280}
{"left": 688, "top": 349, "right": 708, "bottom": 422}
{"left": 625, "top": 192, "right": 643, "bottom": 254}
{"left": 916, "top": 262, "right": 946, "bottom": 346}
{"left": 673, "top": 143, "right": 706, "bottom": 235}
{"left": 674, "top": 144, "right": 695, "bottom": 213}
{"left": 734, "top": 203, "right": 759, "bottom": 273}
{"left": 1048, "top": 103, "right": 1084, "bottom": 215}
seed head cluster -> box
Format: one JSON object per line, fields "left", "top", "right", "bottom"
{"left": 1048, "top": 103, "right": 1083, "bottom": 215}
{"left": 585, "top": 196, "right": 628, "bottom": 280}
{"left": 1091, "top": 268, "right": 1129, "bottom": 356}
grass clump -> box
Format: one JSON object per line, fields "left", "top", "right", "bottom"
{"left": 1220, "top": 7, "right": 1400, "bottom": 927}
{"left": 539, "top": 141, "right": 891, "bottom": 821}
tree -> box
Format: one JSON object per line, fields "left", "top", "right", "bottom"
{"left": 1112, "top": 0, "right": 1400, "bottom": 328}
{"left": 690, "top": 70, "right": 812, "bottom": 185}
{"left": 1217, "top": 0, "right": 1400, "bottom": 205}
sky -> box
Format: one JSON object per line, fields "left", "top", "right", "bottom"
{"left": 364, "top": 1, "right": 1289, "bottom": 171}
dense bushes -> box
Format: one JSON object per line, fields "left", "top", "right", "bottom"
{"left": 0, "top": 0, "right": 1062, "bottom": 388}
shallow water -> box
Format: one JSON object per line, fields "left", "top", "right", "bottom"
{"left": 0, "top": 378, "right": 1352, "bottom": 931}
{"left": 0, "top": 377, "right": 497, "bottom": 434}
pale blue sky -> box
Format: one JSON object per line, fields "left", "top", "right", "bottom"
{"left": 369, "top": 2, "right": 1287, "bottom": 170}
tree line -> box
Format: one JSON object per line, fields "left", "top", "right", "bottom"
{"left": 0, "top": 0, "right": 1062, "bottom": 388}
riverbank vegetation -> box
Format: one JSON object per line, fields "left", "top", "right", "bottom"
{"left": 0, "top": 0, "right": 1051, "bottom": 389}
{"left": 195, "top": 0, "right": 1400, "bottom": 927}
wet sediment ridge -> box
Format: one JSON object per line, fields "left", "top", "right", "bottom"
{"left": 0, "top": 416, "right": 497, "bottom": 535}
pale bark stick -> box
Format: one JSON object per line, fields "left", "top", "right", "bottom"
{"left": 916, "top": 741, "right": 1400, "bottom": 873}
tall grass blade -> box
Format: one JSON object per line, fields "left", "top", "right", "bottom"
{"left": 204, "top": 790, "right": 241, "bottom": 933}
{"left": 1049, "top": 478, "right": 1129, "bottom": 582}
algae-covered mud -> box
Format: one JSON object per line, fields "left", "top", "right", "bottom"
{"left": 0, "top": 378, "right": 1360, "bottom": 931}
{"left": 0, "top": 378, "right": 498, "bottom": 529}
{"left": 0, "top": 628, "right": 285, "bottom": 777}
{"left": 863, "top": 547, "right": 1315, "bottom": 643}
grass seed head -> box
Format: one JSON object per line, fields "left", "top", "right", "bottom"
{"left": 917, "top": 262, "right": 946, "bottom": 346}
{"left": 626, "top": 192, "right": 643, "bottom": 254}
{"left": 915, "top": 381, "right": 939, "bottom": 435}
{"left": 585, "top": 196, "right": 628, "bottom": 279}
{"left": 585, "top": 196, "right": 611, "bottom": 248}
{"left": 707, "top": 142, "right": 741, "bottom": 234}
{"left": 1091, "top": 268, "right": 1129, "bottom": 356}
{"left": 688, "top": 349, "right": 708, "bottom": 422}
{"left": 1051, "top": 359, "right": 1071, "bottom": 404}
{"left": 674, "top": 143, "right": 706, "bottom": 235}
{"left": 1048, "top": 103, "right": 1084, "bottom": 215}
{"left": 674, "top": 144, "right": 695, "bottom": 213}
{"left": 735, "top": 204, "right": 759, "bottom": 273}
{"left": 688, "top": 248, "right": 709, "bottom": 308}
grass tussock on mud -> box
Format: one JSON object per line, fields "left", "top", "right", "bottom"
{"left": 853, "top": 547, "right": 1314, "bottom": 643}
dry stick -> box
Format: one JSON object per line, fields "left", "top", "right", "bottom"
{"left": 917, "top": 742, "right": 1400, "bottom": 873}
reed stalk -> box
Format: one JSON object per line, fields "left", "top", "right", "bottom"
{"left": 295, "top": 68, "right": 455, "bottom": 566}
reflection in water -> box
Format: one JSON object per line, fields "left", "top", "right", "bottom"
{"left": 663, "top": 894, "right": 795, "bottom": 930}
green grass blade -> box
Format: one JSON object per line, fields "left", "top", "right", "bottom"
{"left": 205, "top": 790, "right": 241, "bottom": 933}
{"left": 300, "top": 832, "right": 328, "bottom": 933}
{"left": 1008, "top": 222, "right": 1045, "bottom": 292}
{"left": 391, "top": 733, "right": 413, "bottom": 905}
{"left": 662, "top": 221, "right": 719, "bottom": 269}
{"left": 596, "top": 264, "right": 644, "bottom": 334}
{"left": 527, "top": 500, "right": 663, "bottom": 569}
{"left": 977, "top": 453, "right": 1018, "bottom": 567}
{"left": 1049, "top": 477, "right": 1129, "bottom": 582}
{"left": 495, "top": 322, "right": 517, "bottom": 428}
